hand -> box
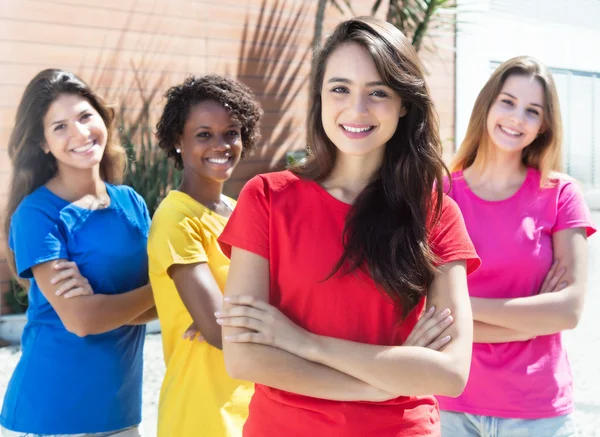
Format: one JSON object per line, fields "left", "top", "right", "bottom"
{"left": 216, "top": 296, "right": 314, "bottom": 359}
{"left": 50, "top": 261, "right": 94, "bottom": 298}
{"left": 404, "top": 306, "right": 453, "bottom": 350}
{"left": 182, "top": 323, "right": 205, "bottom": 342}
{"left": 539, "top": 260, "right": 568, "bottom": 294}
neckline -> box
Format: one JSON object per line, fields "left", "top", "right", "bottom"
{"left": 169, "top": 190, "right": 233, "bottom": 219}
{"left": 41, "top": 183, "right": 115, "bottom": 211}
{"left": 457, "top": 167, "right": 534, "bottom": 204}
{"left": 306, "top": 179, "right": 353, "bottom": 211}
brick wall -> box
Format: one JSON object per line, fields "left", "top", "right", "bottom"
{"left": 0, "top": 0, "right": 455, "bottom": 312}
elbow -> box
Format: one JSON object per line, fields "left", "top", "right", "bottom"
{"left": 564, "top": 308, "right": 582, "bottom": 330}
{"left": 206, "top": 334, "right": 223, "bottom": 351}
{"left": 437, "top": 356, "right": 471, "bottom": 398}
{"left": 64, "top": 320, "right": 93, "bottom": 338}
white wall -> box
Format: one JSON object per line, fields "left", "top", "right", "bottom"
{"left": 455, "top": 0, "right": 600, "bottom": 196}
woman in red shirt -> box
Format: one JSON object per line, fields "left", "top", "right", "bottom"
{"left": 217, "top": 17, "right": 480, "bottom": 436}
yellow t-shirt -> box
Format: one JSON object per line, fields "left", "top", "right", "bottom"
{"left": 148, "top": 190, "right": 252, "bottom": 437}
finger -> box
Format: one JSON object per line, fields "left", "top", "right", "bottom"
{"left": 216, "top": 316, "right": 264, "bottom": 332}
{"left": 63, "top": 287, "right": 90, "bottom": 299}
{"left": 224, "top": 332, "right": 273, "bottom": 345}
{"left": 50, "top": 268, "right": 77, "bottom": 285}
{"left": 53, "top": 261, "right": 77, "bottom": 271}
{"left": 405, "top": 306, "right": 436, "bottom": 344}
{"left": 215, "top": 306, "right": 267, "bottom": 321}
{"left": 546, "top": 267, "right": 566, "bottom": 292}
{"left": 55, "top": 278, "right": 80, "bottom": 296}
{"left": 540, "top": 260, "right": 558, "bottom": 292}
{"left": 415, "top": 315, "right": 453, "bottom": 347}
{"left": 556, "top": 281, "right": 568, "bottom": 291}
{"left": 427, "top": 335, "right": 452, "bottom": 351}
{"left": 196, "top": 335, "right": 205, "bottom": 342}
{"left": 409, "top": 308, "right": 451, "bottom": 345}
{"left": 224, "top": 295, "right": 270, "bottom": 311}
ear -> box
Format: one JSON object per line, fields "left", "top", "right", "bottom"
{"left": 40, "top": 141, "right": 50, "bottom": 154}
{"left": 399, "top": 105, "right": 408, "bottom": 118}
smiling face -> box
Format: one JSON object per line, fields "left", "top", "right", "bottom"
{"left": 42, "top": 93, "right": 108, "bottom": 172}
{"left": 486, "top": 74, "right": 545, "bottom": 155}
{"left": 178, "top": 99, "right": 243, "bottom": 183}
{"left": 320, "top": 42, "right": 406, "bottom": 160}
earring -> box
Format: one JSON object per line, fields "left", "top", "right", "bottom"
{"left": 176, "top": 148, "right": 181, "bottom": 154}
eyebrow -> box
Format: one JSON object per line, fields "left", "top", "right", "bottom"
{"left": 501, "top": 92, "right": 543, "bottom": 108}
{"left": 327, "top": 77, "right": 389, "bottom": 87}
{"left": 195, "top": 124, "right": 241, "bottom": 130}
{"left": 50, "top": 109, "right": 89, "bottom": 126}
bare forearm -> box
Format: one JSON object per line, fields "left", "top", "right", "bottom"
{"left": 309, "top": 335, "right": 468, "bottom": 397}
{"left": 473, "top": 321, "right": 534, "bottom": 343}
{"left": 225, "top": 343, "right": 395, "bottom": 402}
{"left": 471, "top": 290, "right": 581, "bottom": 335}
{"left": 128, "top": 306, "right": 158, "bottom": 325}
{"left": 72, "top": 284, "right": 154, "bottom": 335}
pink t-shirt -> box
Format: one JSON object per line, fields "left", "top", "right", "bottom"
{"left": 437, "top": 168, "right": 596, "bottom": 419}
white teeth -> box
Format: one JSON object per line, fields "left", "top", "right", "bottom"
{"left": 207, "top": 157, "right": 229, "bottom": 164}
{"left": 72, "top": 142, "right": 95, "bottom": 153}
{"left": 500, "top": 126, "right": 522, "bottom": 136}
{"left": 342, "top": 125, "right": 372, "bottom": 133}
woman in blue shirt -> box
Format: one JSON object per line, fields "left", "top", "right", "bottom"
{"left": 1, "top": 69, "right": 155, "bottom": 436}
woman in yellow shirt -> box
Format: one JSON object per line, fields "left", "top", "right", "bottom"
{"left": 147, "top": 74, "right": 262, "bottom": 437}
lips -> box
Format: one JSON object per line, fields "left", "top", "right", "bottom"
{"left": 339, "top": 124, "right": 375, "bottom": 139}
{"left": 499, "top": 125, "right": 523, "bottom": 137}
{"left": 71, "top": 140, "right": 98, "bottom": 154}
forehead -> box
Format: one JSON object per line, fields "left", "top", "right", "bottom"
{"left": 185, "top": 99, "right": 238, "bottom": 126}
{"left": 323, "top": 42, "right": 383, "bottom": 84}
{"left": 500, "top": 74, "right": 545, "bottom": 104}
{"left": 44, "top": 94, "right": 93, "bottom": 120}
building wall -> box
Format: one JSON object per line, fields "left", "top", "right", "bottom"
{"left": 0, "top": 0, "right": 455, "bottom": 313}
{"left": 455, "top": 0, "right": 600, "bottom": 193}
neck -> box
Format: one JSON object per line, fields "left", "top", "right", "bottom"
{"left": 467, "top": 148, "right": 527, "bottom": 189}
{"left": 52, "top": 165, "right": 106, "bottom": 199}
{"left": 323, "top": 148, "right": 383, "bottom": 203}
{"left": 179, "top": 173, "right": 224, "bottom": 206}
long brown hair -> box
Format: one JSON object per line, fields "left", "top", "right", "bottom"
{"left": 451, "top": 56, "right": 563, "bottom": 183}
{"left": 293, "top": 17, "right": 449, "bottom": 317}
{"left": 4, "top": 69, "right": 126, "bottom": 283}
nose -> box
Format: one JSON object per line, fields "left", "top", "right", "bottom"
{"left": 214, "top": 135, "right": 233, "bottom": 151}
{"left": 71, "top": 121, "right": 90, "bottom": 139}
{"left": 351, "top": 93, "right": 369, "bottom": 115}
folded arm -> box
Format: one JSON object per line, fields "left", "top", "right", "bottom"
{"left": 222, "top": 247, "right": 395, "bottom": 402}
{"left": 471, "top": 228, "right": 588, "bottom": 336}
{"left": 33, "top": 260, "right": 154, "bottom": 337}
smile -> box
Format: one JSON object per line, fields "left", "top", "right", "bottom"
{"left": 341, "top": 125, "right": 374, "bottom": 133}
{"left": 71, "top": 140, "right": 98, "bottom": 154}
{"left": 205, "top": 157, "right": 232, "bottom": 165}
{"left": 499, "top": 125, "right": 523, "bottom": 137}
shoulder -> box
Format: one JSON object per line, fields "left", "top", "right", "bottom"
{"left": 240, "top": 171, "right": 305, "bottom": 202}
{"left": 108, "top": 184, "right": 146, "bottom": 205}
{"left": 12, "top": 187, "right": 61, "bottom": 224}
{"left": 152, "top": 192, "right": 206, "bottom": 227}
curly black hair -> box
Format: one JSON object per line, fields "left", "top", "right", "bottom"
{"left": 156, "top": 74, "right": 263, "bottom": 170}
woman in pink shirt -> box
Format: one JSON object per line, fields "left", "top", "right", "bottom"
{"left": 438, "top": 56, "right": 596, "bottom": 436}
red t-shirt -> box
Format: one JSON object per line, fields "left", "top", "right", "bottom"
{"left": 219, "top": 171, "right": 480, "bottom": 437}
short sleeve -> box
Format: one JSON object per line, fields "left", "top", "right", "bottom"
{"left": 148, "top": 209, "right": 208, "bottom": 274}
{"left": 9, "top": 204, "right": 68, "bottom": 278}
{"left": 218, "top": 175, "right": 270, "bottom": 259}
{"left": 552, "top": 180, "right": 596, "bottom": 237}
{"left": 429, "top": 195, "right": 481, "bottom": 275}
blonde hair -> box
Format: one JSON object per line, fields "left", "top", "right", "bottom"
{"left": 451, "top": 56, "right": 563, "bottom": 185}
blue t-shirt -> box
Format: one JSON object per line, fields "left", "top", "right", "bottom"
{"left": 0, "top": 184, "right": 150, "bottom": 434}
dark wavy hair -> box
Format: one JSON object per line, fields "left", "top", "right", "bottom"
{"left": 156, "top": 74, "right": 263, "bottom": 170}
{"left": 293, "top": 17, "right": 449, "bottom": 317}
{"left": 4, "top": 69, "right": 124, "bottom": 286}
